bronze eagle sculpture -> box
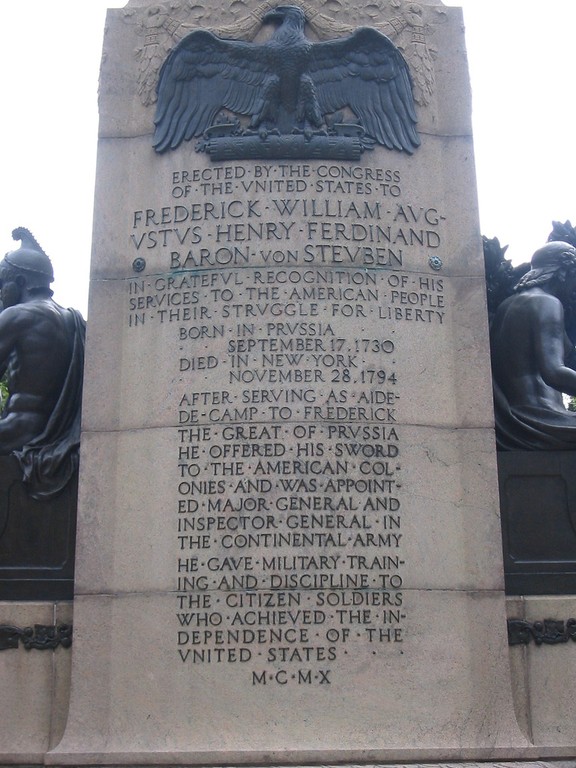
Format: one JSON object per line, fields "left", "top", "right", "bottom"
{"left": 153, "top": 5, "right": 420, "bottom": 154}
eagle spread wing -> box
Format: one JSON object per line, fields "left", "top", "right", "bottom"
{"left": 154, "top": 16, "right": 420, "bottom": 154}
{"left": 153, "top": 31, "right": 269, "bottom": 153}
{"left": 309, "top": 27, "right": 420, "bottom": 153}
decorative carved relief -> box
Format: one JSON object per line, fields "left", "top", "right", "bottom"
{"left": 153, "top": 5, "right": 420, "bottom": 160}
{"left": 508, "top": 618, "right": 576, "bottom": 646}
{"left": 0, "top": 623, "right": 72, "bottom": 651}
{"left": 123, "top": 1, "right": 440, "bottom": 110}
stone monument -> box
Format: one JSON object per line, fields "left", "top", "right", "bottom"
{"left": 3, "top": 0, "right": 576, "bottom": 765}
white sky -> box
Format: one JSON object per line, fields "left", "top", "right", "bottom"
{"left": 1, "top": 0, "right": 575, "bottom": 316}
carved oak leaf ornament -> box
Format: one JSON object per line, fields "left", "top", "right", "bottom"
{"left": 387, "top": 1, "right": 436, "bottom": 107}
{"left": 127, "top": 4, "right": 195, "bottom": 106}
{"left": 153, "top": 5, "right": 420, "bottom": 154}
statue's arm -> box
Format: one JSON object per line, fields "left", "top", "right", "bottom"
{"left": 564, "top": 343, "right": 576, "bottom": 372}
{"left": 534, "top": 297, "right": 576, "bottom": 395}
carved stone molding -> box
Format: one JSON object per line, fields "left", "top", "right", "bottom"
{"left": 508, "top": 618, "right": 576, "bottom": 646}
{"left": 0, "top": 623, "right": 72, "bottom": 651}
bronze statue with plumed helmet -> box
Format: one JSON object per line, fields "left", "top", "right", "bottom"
{"left": 0, "top": 228, "right": 85, "bottom": 499}
{"left": 0, "top": 227, "right": 54, "bottom": 300}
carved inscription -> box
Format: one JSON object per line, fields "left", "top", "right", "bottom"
{"left": 126, "top": 161, "right": 448, "bottom": 684}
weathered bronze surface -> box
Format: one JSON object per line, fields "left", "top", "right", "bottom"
{"left": 486, "top": 236, "right": 576, "bottom": 593}
{"left": 153, "top": 5, "right": 419, "bottom": 158}
{"left": 508, "top": 617, "right": 576, "bottom": 645}
{"left": 0, "top": 621, "right": 72, "bottom": 651}
{"left": 0, "top": 228, "right": 85, "bottom": 499}
{"left": 498, "top": 450, "right": 576, "bottom": 594}
{"left": 0, "top": 229, "right": 85, "bottom": 600}
{"left": 490, "top": 241, "right": 576, "bottom": 450}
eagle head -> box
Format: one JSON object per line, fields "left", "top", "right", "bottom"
{"left": 262, "top": 5, "right": 306, "bottom": 27}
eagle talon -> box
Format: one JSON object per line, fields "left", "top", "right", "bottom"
{"left": 292, "top": 126, "right": 327, "bottom": 141}
{"left": 257, "top": 127, "right": 280, "bottom": 140}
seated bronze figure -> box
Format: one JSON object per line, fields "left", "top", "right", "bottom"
{"left": 0, "top": 229, "right": 85, "bottom": 599}
{"left": 491, "top": 240, "right": 576, "bottom": 450}
{"left": 0, "top": 228, "right": 85, "bottom": 498}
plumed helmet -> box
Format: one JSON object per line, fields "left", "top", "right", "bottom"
{"left": 515, "top": 241, "right": 576, "bottom": 291}
{"left": 2, "top": 228, "right": 54, "bottom": 288}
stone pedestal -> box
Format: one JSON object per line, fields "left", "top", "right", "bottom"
{"left": 499, "top": 451, "right": 576, "bottom": 594}
{"left": 0, "top": 601, "right": 72, "bottom": 765}
{"left": 507, "top": 596, "right": 576, "bottom": 748}
{"left": 0, "top": 457, "right": 77, "bottom": 601}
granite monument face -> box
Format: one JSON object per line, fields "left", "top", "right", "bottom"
{"left": 33, "top": 0, "right": 570, "bottom": 763}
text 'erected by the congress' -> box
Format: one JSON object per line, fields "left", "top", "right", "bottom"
{"left": 126, "top": 161, "right": 447, "bottom": 685}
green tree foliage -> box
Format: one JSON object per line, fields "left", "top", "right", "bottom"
{"left": 0, "top": 376, "right": 7, "bottom": 411}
